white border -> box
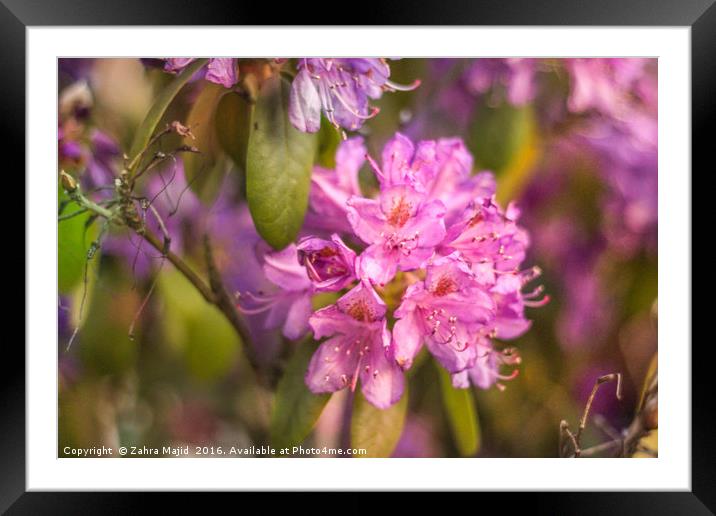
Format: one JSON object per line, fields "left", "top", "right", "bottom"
{"left": 28, "top": 27, "right": 690, "bottom": 490}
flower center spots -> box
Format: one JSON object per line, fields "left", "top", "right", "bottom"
{"left": 317, "top": 246, "right": 338, "bottom": 258}
{"left": 346, "top": 300, "right": 375, "bottom": 322}
{"left": 432, "top": 275, "right": 458, "bottom": 297}
{"left": 387, "top": 197, "right": 411, "bottom": 227}
{"left": 468, "top": 211, "right": 484, "bottom": 227}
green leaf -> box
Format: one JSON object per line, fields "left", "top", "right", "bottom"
{"left": 246, "top": 74, "right": 316, "bottom": 249}
{"left": 183, "top": 82, "right": 230, "bottom": 204}
{"left": 270, "top": 340, "right": 330, "bottom": 449}
{"left": 158, "top": 268, "right": 241, "bottom": 382}
{"left": 128, "top": 58, "right": 208, "bottom": 169}
{"left": 316, "top": 117, "right": 342, "bottom": 168}
{"left": 436, "top": 364, "right": 481, "bottom": 456}
{"left": 215, "top": 91, "right": 253, "bottom": 173}
{"left": 469, "top": 102, "right": 533, "bottom": 174}
{"left": 58, "top": 184, "right": 98, "bottom": 293}
{"left": 350, "top": 389, "right": 408, "bottom": 458}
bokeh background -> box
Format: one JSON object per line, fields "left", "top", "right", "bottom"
{"left": 58, "top": 58, "right": 657, "bottom": 458}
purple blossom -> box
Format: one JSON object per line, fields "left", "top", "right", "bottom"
{"left": 565, "top": 58, "right": 651, "bottom": 117}
{"left": 237, "top": 243, "right": 313, "bottom": 340}
{"left": 465, "top": 58, "right": 538, "bottom": 106}
{"left": 162, "top": 58, "right": 239, "bottom": 88}
{"left": 289, "top": 58, "right": 419, "bottom": 133}
{"left": 306, "top": 281, "right": 404, "bottom": 409}
{"left": 297, "top": 234, "right": 357, "bottom": 292}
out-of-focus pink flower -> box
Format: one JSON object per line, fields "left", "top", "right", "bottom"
{"left": 162, "top": 58, "right": 239, "bottom": 88}
{"left": 238, "top": 244, "right": 313, "bottom": 340}
{"left": 465, "top": 58, "right": 538, "bottom": 106}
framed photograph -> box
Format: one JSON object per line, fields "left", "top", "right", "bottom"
{"left": 5, "top": 0, "right": 710, "bottom": 511}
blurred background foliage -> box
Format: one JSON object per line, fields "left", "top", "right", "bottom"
{"left": 58, "top": 58, "right": 657, "bottom": 458}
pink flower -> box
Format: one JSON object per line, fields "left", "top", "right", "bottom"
{"left": 440, "top": 198, "right": 529, "bottom": 274}
{"left": 393, "top": 253, "right": 494, "bottom": 372}
{"left": 369, "top": 133, "right": 495, "bottom": 224}
{"left": 237, "top": 244, "right": 313, "bottom": 340}
{"left": 306, "top": 281, "right": 404, "bottom": 409}
{"left": 304, "top": 137, "right": 365, "bottom": 234}
{"left": 347, "top": 184, "right": 447, "bottom": 286}
{"left": 163, "top": 58, "right": 239, "bottom": 88}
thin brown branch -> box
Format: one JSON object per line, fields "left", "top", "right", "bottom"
{"left": 141, "top": 230, "right": 216, "bottom": 304}
{"left": 202, "top": 234, "right": 262, "bottom": 373}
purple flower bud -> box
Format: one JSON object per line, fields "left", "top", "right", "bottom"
{"left": 297, "top": 234, "right": 357, "bottom": 292}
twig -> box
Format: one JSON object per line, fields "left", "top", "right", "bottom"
{"left": 560, "top": 371, "right": 658, "bottom": 458}
{"left": 203, "top": 233, "right": 277, "bottom": 386}
{"left": 560, "top": 373, "right": 622, "bottom": 458}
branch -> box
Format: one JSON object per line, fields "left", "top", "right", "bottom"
{"left": 59, "top": 175, "right": 274, "bottom": 386}
{"left": 560, "top": 371, "right": 658, "bottom": 458}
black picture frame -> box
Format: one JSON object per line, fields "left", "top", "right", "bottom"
{"left": 3, "top": 0, "right": 709, "bottom": 512}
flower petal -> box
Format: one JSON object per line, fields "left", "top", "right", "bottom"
{"left": 346, "top": 196, "right": 386, "bottom": 244}
{"left": 360, "top": 325, "right": 405, "bottom": 409}
{"left": 305, "top": 335, "right": 359, "bottom": 394}
{"left": 392, "top": 313, "right": 424, "bottom": 370}
{"left": 289, "top": 68, "right": 322, "bottom": 133}
{"left": 282, "top": 293, "right": 312, "bottom": 340}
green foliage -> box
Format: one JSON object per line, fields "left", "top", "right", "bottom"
{"left": 350, "top": 389, "right": 408, "bottom": 458}
{"left": 159, "top": 268, "right": 241, "bottom": 382}
{"left": 246, "top": 74, "right": 317, "bottom": 249}
{"left": 128, "top": 58, "right": 208, "bottom": 168}
{"left": 215, "top": 91, "right": 253, "bottom": 173}
{"left": 436, "top": 364, "right": 481, "bottom": 456}
{"left": 270, "top": 340, "right": 330, "bottom": 449}
{"left": 469, "top": 101, "right": 534, "bottom": 174}
{"left": 58, "top": 185, "right": 98, "bottom": 294}
{"left": 316, "top": 118, "right": 342, "bottom": 168}
{"left": 182, "top": 83, "right": 230, "bottom": 204}
{"left": 77, "top": 267, "right": 139, "bottom": 376}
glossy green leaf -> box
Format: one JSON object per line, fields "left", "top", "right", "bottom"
{"left": 128, "top": 58, "right": 208, "bottom": 168}
{"left": 215, "top": 91, "right": 253, "bottom": 173}
{"left": 182, "top": 82, "right": 230, "bottom": 204}
{"left": 350, "top": 389, "right": 408, "bottom": 458}
{"left": 246, "top": 75, "right": 316, "bottom": 249}
{"left": 436, "top": 364, "right": 481, "bottom": 456}
{"left": 270, "top": 340, "right": 330, "bottom": 449}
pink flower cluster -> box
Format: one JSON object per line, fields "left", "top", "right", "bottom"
{"left": 239, "top": 133, "right": 546, "bottom": 409}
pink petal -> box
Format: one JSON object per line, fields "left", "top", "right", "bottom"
{"left": 282, "top": 294, "right": 312, "bottom": 340}
{"left": 380, "top": 132, "right": 415, "bottom": 187}
{"left": 346, "top": 196, "right": 386, "bottom": 244}
{"left": 360, "top": 327, "right": 405, "bottom": 409}
{"left": 305, "top": 335, "right": 359, "bottom": 394}
{"left": 358, "top": 244, "right": 399, "bottom": 287}
{"left": 392, "top": 313, "right": 424, "bottom": 370}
